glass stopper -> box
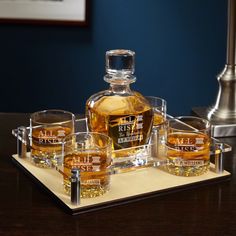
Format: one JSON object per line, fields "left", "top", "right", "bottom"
{"left": 106, "top": 49, "right": 135, "bottom": 75}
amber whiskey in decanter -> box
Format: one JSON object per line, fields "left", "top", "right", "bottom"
{"left": 86, "top": 49, "right": 153, "bottom": 154}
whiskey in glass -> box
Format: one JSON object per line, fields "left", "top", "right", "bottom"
{"left": 30, "top": 110, "right": 75, "bottom": 168}
{"left": 62, "top": 132, "right": 112, "bottom": 198}
{"left": 166, "top": 116, "right": 211, "bottom": 176}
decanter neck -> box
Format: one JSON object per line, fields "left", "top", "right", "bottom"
{"left": 109, "top": 83, "right": 132, "bottom": 94}
{"left": 104, "top": 73, "right": 136, "bottom": 85}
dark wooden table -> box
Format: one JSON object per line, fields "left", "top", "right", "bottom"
{"left": 1, "top": 113, "right": 236, "bottom": 236}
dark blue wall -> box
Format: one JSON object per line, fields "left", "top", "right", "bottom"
{"left": 0, "top": 0, "right": 227, "bottom": 116}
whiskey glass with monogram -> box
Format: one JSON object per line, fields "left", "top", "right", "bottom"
{"left": 30, "top": 110, "right": 75, "bottom": 168}
{"left": 166, "top": 116, "right": 211, "bottom": 176}
{"left": 62, "top": 132, "right": 112, "bottom": 198}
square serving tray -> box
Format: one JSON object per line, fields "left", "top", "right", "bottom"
{"left": 12, "top": 153, "right": 231, "bottom": 215}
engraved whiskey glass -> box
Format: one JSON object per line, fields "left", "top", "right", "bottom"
{"left": 30, "top": 109, "right": 75, "bottom": 168}
{"left": 166, "top": 116, "right": 211, "bottom": 176}
{"left": 62, "top": 132, "right": 112, "bottom": 198}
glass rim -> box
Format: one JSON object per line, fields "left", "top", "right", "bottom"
{"left": 168, "top": 116, "right": 211, "bottom": 132}
{"left": 145, "top": 96, "right": 167, "bottom": 106}
{"left": 63, "top": 131, "right": 112, "bottom": 150}
{"left": 30, "top": 109, "right": 75, "bottom": 125}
